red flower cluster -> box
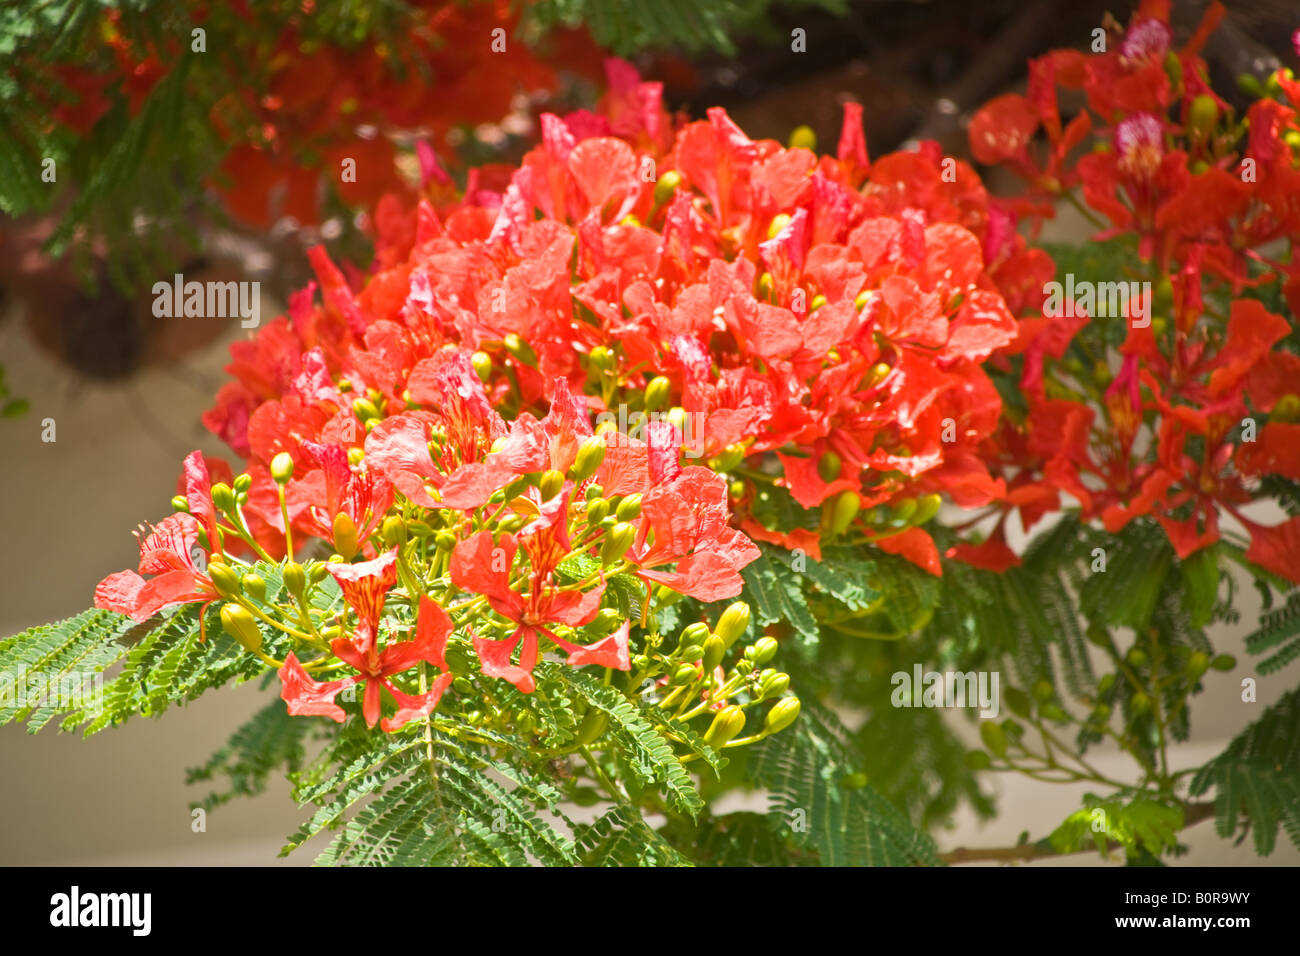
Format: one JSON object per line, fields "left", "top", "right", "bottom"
{"left": 963, "top": 0, "right": 1300, "bottom": 580}
{"left": 202, "top": 58, "right": 1044, "bottom": 575}
{"left": 35, "top": 1, "right": 600, "bottom": 228}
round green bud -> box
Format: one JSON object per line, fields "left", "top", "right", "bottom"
{"left": 704, "top": 705, "right": 748, "bottom": 748}
{"left": 270, "top": 452, "right": 295, "bottom": 485}
{"left": 570, "top": 436, "right": 607, "bottom": 483}
{"left": 539, "top": 469, "right": 566, "bottom": 502}
{"left": 220, "top": 603, "right": 262, "bottom": 653}
{"left": 503, "top": 333, "right": 537, "bottom": 366}
{"left": 643, "top": 376, "right": 672, "bottom": 413}
{"left": 308, "top": 562, "right": 330, "bottom": 584}
{"left": 671, "top": 664, "right": 697, "bottom": 686}
{"left": 701, "top": 635, "right": 726, "bottom": 672}
{"left": 653, "top": 170, "right": 682, "bottom": 207}
{"left": 601, "top": 522, "right": 636, "bottom": 565}
{"left": 171, "top": 495, "right": 190, "bottom": 514}
{"left": 211, "top": 482, "right": 236, "bottom": 514}
{"left": 332, "top": 512, "right": 359, "bottom": 561}
{"left": 381, "top": 516, "right": 407, "bottom": 548}
{"left": 586, "top": 498, "right": 610, "bottom": 525}
{"left": 828, "top": 490, "right": 861, "bottom": 536}
{"left": 751, "top": 637, "right": 779, "bottom": 666}
{"left": 1270, "top": 394, "right": 1300, "bottom": 423}
{"left": 242, "top": 574, "right": 266, "bottom": 603}
{"left": 912, "top": 493, "right": 942, "bottom": 526}
{"left": 763, "top": 697, "right": 801, "bottom": 735}
{"left": 711, "top": 444, "right": 746, "bottom": 474}
{"left": 233, "top": 474, "right": 252, "bottom": 494}
{"left": 1187, "top": 650, "right": 1211, "bottom": 679}
{"left": 678, "top": 645, "right": 704, "bottom": 663}
{"left": 282, "top": 561, "right": 306, "bottom": 597}
{"left": 1188, "top": 94, "right": 1219, "bottom": 137}
{"left": 787, "top": 125, "right": 816, "bottom": 151}
{"left": 761, "top": 672, "right": 790, "bottom": 699}
{"left": 208, "top": 563, "right": 243, "bottom": 599}
{"left": 615, "top": 493, "right": 643, "bottom": 521}
{"left": 817, "top": 451, "right": 842, "bottom": 483}
{"left": 585, "top": 483, "right": 604, "bottom": 502}
{"left": 892, "top": 497, "right": 917, "bottom": 525}
{"left": 713, "top": 602, "right": 751, "bottom": 649}
{"left": 1127, "top": 647, "right": 1149, "bottom": 668}
{"left": 471, "top": 351, "right": 493, "bottom": 382}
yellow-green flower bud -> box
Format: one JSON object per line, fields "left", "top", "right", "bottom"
{"left": 308, "top": 562, "right": 330, "bottom": 584}
{"left": 817, "top": 451, "right": 842, "bottom": 483}
{"left": 504, "top": 333, "right": 537, "bottom": 366}
{"left": 471, "top": 351, "right": 493, "bottom": 382}
{"left": 643, "top": 376, "right": 672, "bottom": 413}
{"left": 653, "top": 170, "right": 682, "bottom": 207}
{"left": 710, "top": 443, "right": 745, "bottom": 474}
{"left": 588, "top": 345, "right": 615, "bottom": 372}
{"left": 283, "top": 561, "right": 306, "bottom": 597}
{"left": 435, "top": 531, "right": 458, "bottom": 552}
{"left": 671, "top": 664, "right": 697, "bottom": 685}
{"left": 601, "top": 522, "right": 636, "bottom": 565}
{"left": 615, "top": 493, "right": 643, "bottom": 521}
{"left": 1186, "top": 651, "right": 1210, "bottom": 679}
{"left": 713, "top": 602, "right": 751, "bottom": 649}
{"left": 828, "top": 490, "right": 861, "bottom": 536}
{"left": 1270, "top": 394, "right": 1300, "bottom": 423}
{"left": 586, "top": 497, "right": 610, "bottom": 525}
{"left": 1210, "top": 654, "right": 1236, "bottom": 671}
{"left": 1188, "top": 94, "right": 1218, "bottom": 137}
{"left": 381, "top": 516, "right": 407, "bottom": 548}
{"left": 211, "top": 482, "right": 236, "bottom": 514}
{"left": 242, "top": 574, "right": 266, "bottom": 603}
{"left": 761, "top": 672, "right": 790, "bottom": 699}
{"left": 787, "top": 125, "right": 816, "bottom": 151}
{"left": 171, "top": 495, "right": 190, "bottom": 513}
{"left": 233, "top": 474, "right": 252, "bottom": 494}
{"left": 585, "top": 483, "right": 604, "bottom": 501}
{"left": 270, "top": 452, "right": 295, "bottom": 485}
{"left": 763, "top": 697, "right": 801, "bottom": 734}
{"left": 701, "top": 634, "right": 725, "bottom": 672}
{"left": 352, "top": 397, "right": 380, "bottom": 422}
{"left": 574, "top": 709, "right": 609, "bottom": 747}
{"left": 208, "top": 563, "right": 242, "bottom": 599}
{"left": 751, "top": 637, "right": 779, "bottom": 666}
{"left": 767, "top": 213, "right": 792, "bottom": 241}
{"left": 913, "top": 492, "right": 942, "bottom": 525}
{"left": 680, "top": 622, "right": 710, "bottom": 647}
{"left": 678, "top": 645, "right": 704, "bottom": 663}
{"left": 704, "top": 705, "right": 747, "bottom": 748}
{"left": 220, "top": 603, "right": 262, "bottom": 653}
{"left": 332, "top": 512, "right": 359, "bottom": 560}
{"left": 892, "top": 497, "right": 917, "bottom": 525}
{"left": 570, "top": 436, "right": 607, "bottom": 484}
{"left": 539, "top": 469, "right": 566, "bottom": 502}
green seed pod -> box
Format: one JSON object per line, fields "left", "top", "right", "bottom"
{"left": 964, "top": 750, "right": 993, "bottom": 771}
{"left": 585, "top": 497, "right": 610, "bottom": 524}
{"left": 1130, "top": 692, "right": 1152, "bottom": 717}
{"left": 471, "top": 351, "right": 493, "bottom": 382}
{"left": 1004, "top": 687, "right": 1032, "bottom": 719}
{"left": 828, "top": 490, "right": 861, "bottom": 536}
{"left": 751, "top": 637, "right": 779, "bottom": 666}
{"left": 980, "top": 720, "right": 1008, "bottom": 758}
{"left": 643, "top": 376, "right": 672, "bottom": 412}
{"left": 653, "top": 170, "right": 682, "bottom": 207}
{"left": 242, "top": 574, "right": 266, "bottom": 603}
{"left": 283, "top": 561, "right": 306, "bottom": 598}
{"left": 1186, "top": 651, "right": 1210, "bottom": 679}
{"left": 704, "top": 705, "right": 748, "bottom": 748}
{"left": 270, "top": 452, "right": 295, "bottom": 485}
{"left": 1210, "top": 654, "right": 1236, "bottom": 671}
{"left": 763, "top": 697, "right": 801, "bottom": 735}
{"left": 701, "top": 635, "right": 725, "bottom": 672}
{"left": 332, "top": 512, "right": 360, "bottom": 560}
{"left": 912, "top": 493, "right": 943, "bottom": 525}
{"left": 679, "top": 622, "right": 710, "bottom": 647}
{"left": 575, "top": 709, "right": 609, "bottom": 747}
{"left": 503, "top": 333, "right": 538, "bottom": 366}
{"left": 713, "top": 602, "right": 751, "bottom": 649}
{"left": 1032, "top": 679, "right": 1054, "bottom": 703}
{"left": 211, "top": 482, "right": 236, "bottom": 514}
{"left": 671, "top": 664, "right": 697, "bottom": 685}
{"left": 570, "top": 436, "right": 607, "bottom": 483}
{"left": 601, "top": 522, "right": 636, "bottom": 565}
{"left": 615, "top": 493, "right": 643, "bottom": 521}
{"left": 787, "top": 125, "right": 816, "bottom": 151}
{"left": 220, "top": 603, "right": 262, "bottom": 653}
{"left": 381, "top": 516, "right": 407, "bottom": 548}
{"left": 171, "top": 495, "right": 191, "bottom": 513}
{"left": 817, "top": 451, "right": 842, "bottom": 483}
{"left": 539, "top": 469, "right": 566, "bottom": 502}
{"left": 1188, "top": 94, "right": 1219, "bottom": 136}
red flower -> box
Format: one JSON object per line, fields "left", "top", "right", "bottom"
{"left": 278, "top": 595, "right": 454, "bottom": 731}
{"left": 94, "top": 513, "right": 218, "bottom": 623}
